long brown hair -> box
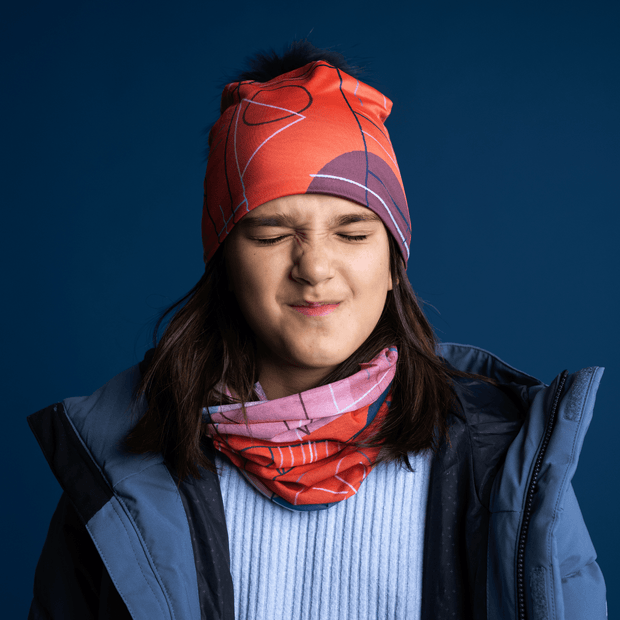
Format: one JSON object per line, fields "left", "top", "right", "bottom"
{"left": 126, "top": 41, "right": 485, "bottom": 479}
{"left": 126, "top": 233, "right": 475, "bottom": 480}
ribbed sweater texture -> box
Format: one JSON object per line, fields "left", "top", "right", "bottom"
{"left": 215, "top": 452, "right": 430, "bottom": 620}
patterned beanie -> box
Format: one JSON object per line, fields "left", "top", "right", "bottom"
{"left": 201, "top": 60, "right": 411, "bottom": 263}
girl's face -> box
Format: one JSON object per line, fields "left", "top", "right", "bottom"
{"left": 225, "top": 194, "right": 393, "bottom": 398}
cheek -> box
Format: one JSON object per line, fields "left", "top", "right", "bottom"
{"left": 228, "top": 254, "right": 285, "bottom": 326}
{"left": 350, "top": 247, "right": 392, "bottom": 298}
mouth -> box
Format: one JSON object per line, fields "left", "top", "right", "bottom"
{"left": 289, "top": 301, "right": 341, "bottom": 317}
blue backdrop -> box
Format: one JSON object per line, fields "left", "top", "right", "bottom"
{"left": 3, "top": 0, "right": 618, "bottom": 616}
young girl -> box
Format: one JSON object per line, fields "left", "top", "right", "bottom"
{"left": 28, "top": 42, "right": 607, "bottom": 620}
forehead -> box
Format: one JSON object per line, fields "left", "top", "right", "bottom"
{"left": 238, "top": 194, "right": 382, "bottom": 227}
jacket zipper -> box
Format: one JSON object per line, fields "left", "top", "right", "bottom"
{"left": 516, "top": 369, "right": 568, "bottom": 620}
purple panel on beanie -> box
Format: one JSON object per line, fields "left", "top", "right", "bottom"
{"left": 306, "top": 151, "right": 411, "bottom": 261}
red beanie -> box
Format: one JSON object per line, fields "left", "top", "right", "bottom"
{"left": 202, "top": 61, "right": 411, "bottom": 263}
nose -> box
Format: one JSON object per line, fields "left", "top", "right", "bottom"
{"left": 290, "top": 237, "right": 334, "bottom": 286}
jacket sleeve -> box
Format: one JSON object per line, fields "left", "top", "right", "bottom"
{"left": 555, "top": 484, "right": 607, "bottom": 620}
{"left": 29, "top": 493, "right": 131, "bottom": 620}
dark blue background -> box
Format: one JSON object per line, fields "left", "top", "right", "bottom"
{"left": 3, "top": 1, "right": 618, "bottom": 615}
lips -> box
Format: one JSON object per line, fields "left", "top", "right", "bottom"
{"left": 289, "top": 301, "right": 341, "bottom": 317}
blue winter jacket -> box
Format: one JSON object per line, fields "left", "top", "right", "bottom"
{"left": 28, "top": 343, "right": 607, "bottom": 619}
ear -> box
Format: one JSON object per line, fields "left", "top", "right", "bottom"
{"left": 388, "top": 258, "right": 402, "bottom": 291}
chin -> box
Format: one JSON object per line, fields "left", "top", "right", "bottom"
{"left": 284, "top": 346, "right": 352, "bottom": 370}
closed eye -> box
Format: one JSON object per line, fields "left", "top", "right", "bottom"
{"left": 338, "top": 234, "right": 368, "bottom": 242}
{"left": 253, "top": 235, "right": 290, "bottom": 245}
{"left": 252, "top": 233, "right": 369, "bottom": 245}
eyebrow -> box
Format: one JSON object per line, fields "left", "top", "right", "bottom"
{"left": 240, "top": 211, "right": 381, "bottom": 228}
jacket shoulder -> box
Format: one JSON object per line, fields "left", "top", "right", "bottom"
{"left": 28, "top": 363, "right": 205, "bottom": 620}
{"left": 28, "top": 364, "right": 157, "bottom": 495}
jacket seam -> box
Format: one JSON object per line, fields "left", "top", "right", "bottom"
{"left": 464, "top": 418, "right": 485, "bottom": 509}
{"left": 113, "top": 462, "right": 196, "bottom": 618}
{"left": 526, "top": 372, "right": 567, "bottom": 620}
{"left": 562, "top": 559, "right": 598, "bottom": 581}
{"left": 110, "top": 498, "right": 171, "bottom": 619}
{"left": 546, "top": 368, "right": 596, "bottom": 620}
{"left": 112, "top": 460, "right": 166, "bottom": 489}
{"left": 61, "top": 400, "right": 111, "bottom": 485}
{"left": 63, "top": 402, "right": 178, "bottom": 619}
{"left": 161, "top": 462, "right": 201, "bottom": 618}
{"left": 85, "top": 511, "right": 138, "bottom": 620}
{"left": 513, "top": 378, "right": 553, "bottom": 619}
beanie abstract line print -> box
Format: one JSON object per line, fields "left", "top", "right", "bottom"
{"left": 202, "top": 61, "right": 411, "bottom": 263}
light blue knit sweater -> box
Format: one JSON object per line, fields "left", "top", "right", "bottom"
{"left": 215, "top": 451, "right": 430, "bottom": 620}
